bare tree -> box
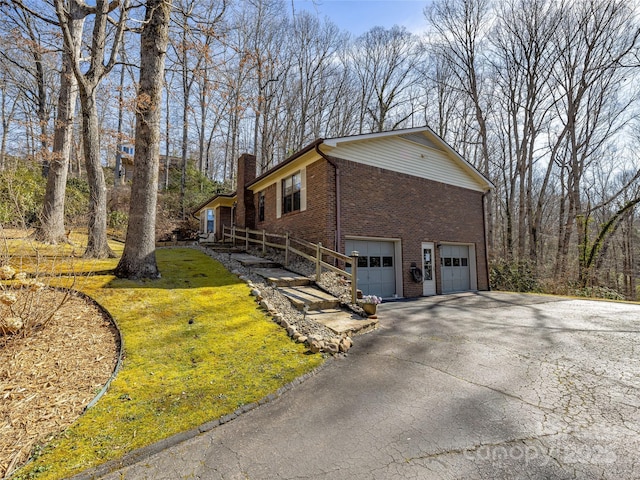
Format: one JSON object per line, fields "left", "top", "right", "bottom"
{"left": 426, "top": 0, "right": 495, "bottom": 252}
{"left": 0, "top": 65, "right": 22, "bottom": 170}
{"left": 0, "top": 3, "right": 58, "bottom": 164}
{"left": 29, "top": 2, "right": 85, "bottom": 243}
{"left": 245, "top": 0, "right": 289, "bottom": 171}
{"left": 53, "top": 0, "right": 129, "bottom": 258}
{"left": 351, "top": 26, "right": 423, "bottom": 133}
{"left": 549, "top": 0, "right": 640, "bottom": 282}
{"left": 288, "top": 11, "right": 345, "bottom": 147}
{"left": 489, "top": 0, "right": 562, "bottom": 263}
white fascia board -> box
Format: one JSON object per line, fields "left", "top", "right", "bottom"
{"left": 324, "top": 126, "right": 433, "bottom": 148}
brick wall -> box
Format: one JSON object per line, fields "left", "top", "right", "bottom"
{"left": 250, "top": 154, "right": 488, "bottom": 297}
{"left": 336, "top": 158, "right": 489, "bottom": 296}
{"left": 236, "top": 154, "right": 256, "bottom": 229}
{"left": 215, "top": 205, "right": 232, "bottom": 240}
{"left": 254, "top": 159, "right": 336, "bottom": 249}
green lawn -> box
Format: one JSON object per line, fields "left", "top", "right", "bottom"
{"left": 10, "top": 243, "right": 324, "bottom": 479}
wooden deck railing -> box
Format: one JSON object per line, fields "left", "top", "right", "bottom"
{"left": 222, "top": 225, "right": 359, "bottom": 304}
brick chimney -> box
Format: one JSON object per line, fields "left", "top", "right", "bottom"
{"left": 235, "top": 153, "right": 257, "bottom": 229}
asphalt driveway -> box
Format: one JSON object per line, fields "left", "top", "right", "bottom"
{"left": 100, "top": 292, "right": 640, "bottom": 479}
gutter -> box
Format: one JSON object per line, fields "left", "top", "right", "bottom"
{"left": 247, "top": 139, "right": 323, "bottom": 190}
{"left": 191, "top": 192, "right": 236, "bottom": 220}
{"left": 482, "top": 190, "right": 491, "bottom": 291}
{"left": 314, "top": 142, "right": 341, "bottom": 252}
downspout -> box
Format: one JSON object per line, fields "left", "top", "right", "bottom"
{"left": 315, "top": 142, "right": 341, "bottom": 252}
{"left": 482, "top": 190, "right": 491, "bottom": 291}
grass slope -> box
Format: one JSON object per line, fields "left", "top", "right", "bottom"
{"left": 10, "top": 241, "right": 323, "bottom": 479}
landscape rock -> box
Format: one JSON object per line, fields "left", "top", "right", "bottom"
{"left": 308, "top": 341, "right": 322, "bottom": 353}
{"left": 339, "top": 337, "right": 353, "bottom": 352}
{"left": 325, "top": 341, "right": 339, "bottom": 354}
{"left": 259, "top": 299, "right": 272, "bottom": 311}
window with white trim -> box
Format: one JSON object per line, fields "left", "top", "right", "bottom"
{"left": 282, "top": 171, "right": 301, "bottom": 214}
{"left": 258, "top": 191, "right": 265, "bottom": 221}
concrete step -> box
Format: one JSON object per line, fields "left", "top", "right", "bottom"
{"left": 230, "top": 253, "right": 281, "bottom": 269}
{"left": 306, "top": 308, "right": 379, "bottom": 335}
{"left": 253, "top": 268, "right": 312, "bottom": 287}
{"left": 279, "top": 286, "right": 340, "bottom": 311}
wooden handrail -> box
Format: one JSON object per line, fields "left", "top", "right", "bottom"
{"left": 221, "top": 225, "right": 359, "bottom": 303}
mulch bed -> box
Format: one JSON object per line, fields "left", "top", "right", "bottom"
{"left": 0, "top": 289, "right": 119, "bottom": 478}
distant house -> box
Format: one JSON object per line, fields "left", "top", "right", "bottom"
{"left": 194, "top": 127, "right": 493, "bottom": 298}
{"left": 116, "top": 145, "right": 187, "bottom": 185}
{"left": 116, "top": 145, "right": 135, "bottom": 183}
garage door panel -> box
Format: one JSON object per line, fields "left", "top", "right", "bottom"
{"left": 368, "top": 269, "right": 382, "bottom": 283}
{"left": 441, "top": 244, "right": 470, "bottom": 293}
{"left": 346, "top": 239, "right": 396, "bottom": 298}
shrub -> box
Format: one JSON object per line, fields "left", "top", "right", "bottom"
{"left": 65, "top": 177, "right": 90, "bottom": 225}
{"left": 569, "top": 285, "right": 625, "bottom": 301}
{"left": 490, "top": 259, "right": 540, "bottom": 292}
{"left": 0, "top": 162, "right": 45, "bottom": 227}
{"left": 0, "top": 265, "right": 70, "bottom": 341}
{"left": 108, "top": 210, "right": 128, "bottom": 231}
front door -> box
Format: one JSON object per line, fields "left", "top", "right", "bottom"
{"left": 422, "top": 242, "right": 436, "bottom": 296}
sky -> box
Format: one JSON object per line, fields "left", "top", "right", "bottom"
{"left": 292, "top": 0, "right": 431, "bottom": 36}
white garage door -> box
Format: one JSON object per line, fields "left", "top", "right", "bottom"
{"left": 345, "top": 239, "right": 396, "bottom": 298}
{"left": 440, "top": 244, "right": 470, "bottom": 293}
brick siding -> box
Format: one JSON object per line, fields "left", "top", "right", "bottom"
{"left": 239, "top": 154, "right": 488, "bottom": 297}
{"left": 215, "top": 206, "right": 232, "bottom": 240}
{"left": 336, "top": 158, "right": 488, "bottom": 296}
{"left": 254, "top": 159, "right": 336, "bottom": 249}
{"left": 236, "top": 154, "right": 256, "bottom": 229}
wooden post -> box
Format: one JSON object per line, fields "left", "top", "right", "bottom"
{"left": 316, "top": 242, "right": 322, "bottom": 281}
{"left": 350, "top": 250, "right": 359, "bottom": 304}
{"left": 245, "top": 227, "right": 249, "bottom": 251}
{"left": 285, "top": 232, "right": 290, "bottom": 266}
{"left": 262, "top": 229, "right": 266, "bottom": 255}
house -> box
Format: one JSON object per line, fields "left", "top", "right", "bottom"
{"left": 194, "top": 127, "right": 493, "bottom": 298}
{"left": 116, "top": 145, "right": 191, "bottom": 186}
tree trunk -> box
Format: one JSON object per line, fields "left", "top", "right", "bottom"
{"left": 35, "top": 53, "right": 76, "bottom": 243}
{"left": 164, "top": 79, "right": 170, "bottom": 191}
{"left": 115, "top": 0, "right": 172, "bottom": 279}
{"left": 35, "top": 9, "right": 83, "bottom": 243}
{"left": 0, "top": 77, "right": 13, "bottom": 171}
{"left": 53, "top": 0, "right": 128, "bottom": 257}
{"left": 623, "top": 212, "right": 636, "bottom": 300}
{"left": 80, "top": 88, "right": 115, "bottom": 258}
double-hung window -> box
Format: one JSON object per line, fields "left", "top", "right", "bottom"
{"left": 258, "top": 192, "right": 265, "bottom": 221}
{"left": 282, "top": 171, "right": 301, "bottom": 214}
